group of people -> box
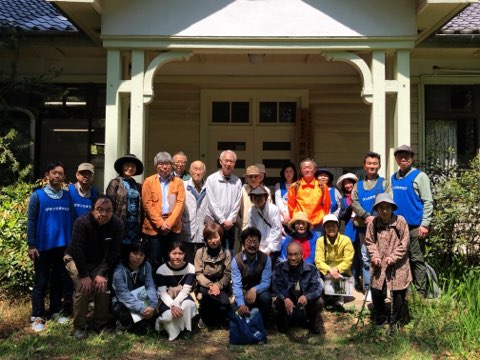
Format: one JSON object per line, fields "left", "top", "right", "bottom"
{"left": 27, "top": 144, "right": 432, "bottom": 340}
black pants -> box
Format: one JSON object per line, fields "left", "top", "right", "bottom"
{"left": 198, "top": 287, "right": 231, "bottom": 326}
{"left": 275, "top": 296, "right": 323, "bottom": 331}
{"left": 371, "top": 285, "right": 408, "bottom": 326}
{"left": 408, "top": 227, "right": 427, "bottom": 296}
{"left": 145, "top": 232, "right": 181, "bottom": 275}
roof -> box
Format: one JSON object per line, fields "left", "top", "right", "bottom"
{"left": 0, "top": 0, "right": 76, "bottom": 32}
{"left": 439, "top": 2, "right": 480, "bottom": 34}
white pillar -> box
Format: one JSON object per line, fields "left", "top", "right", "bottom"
{"left": 130, "top": 50, "right": 146, "bottom": 182}
{"left": 370, "top": 51, "right": 387, "bottom": 177}
{"left": 104, "top": 50, "right": 123, "bottom": 190}
{"left": 393, "top": 50, "right": 411, "bottom": 147}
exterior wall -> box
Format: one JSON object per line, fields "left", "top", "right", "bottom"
{"left": 146, "top": 80, "right": 372, "bottom": 176}
{"left": 102, "top": 0, "right": 416, "bottom": 37}
{"left": 146, "top": 84, "right": 201, "bottom": 176}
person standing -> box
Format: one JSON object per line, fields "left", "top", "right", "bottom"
{"left": 204, "top": 150, "right": 242, "bottom": 252}
{"left": 27, "top": 161, "right": 73, "bottom": 331}
{"left": 182, "top": 160, "right": 208, "bottom": 263}
{"left": 315, "top": 167, "right": 342, "bottom": 217}
{"left": 238, "top": 165, "right": 272, "bottom": 230}
{"left": 64, "top": 195, "right": 123, "bottom": 339}
{"left": 247, "top": 186, "right": 283, "bottom": 265}
{"left": 274, "top": 162, "right": 298, "bottom": 228}
{"left": 351, "top": 151, "right": 391, "bottom": 297}
{"left": 68, "top": 163, "right": 99, "bottom": 220}
{"left": 288, "top": 158, "right": 331, "bottom": 236}
{"left": 142, "top": 151, "right": 185, "bottom": 273}
{"left": 365, "top": 194, "right": 411, "bottom": 329}
{"left": 106, "top": 154, "right": 144, "bottom": 245}
{"left": 391, "top": 145, "right": 433, "bottom": 297}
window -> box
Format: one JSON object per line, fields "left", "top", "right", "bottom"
{"left": 259, "top": 101, "right": 297, "bottom": 123}
{"left": 425, "top": 85, "right": 480, "bottom": 167}
{"left": 211, "top": 101, "right": 250, "bottom": 123}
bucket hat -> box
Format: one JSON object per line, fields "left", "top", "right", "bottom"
{"left": 373, "top": 193, "right": 398, "bottom": 211}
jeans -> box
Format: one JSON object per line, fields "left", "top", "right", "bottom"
{"left": 31, "top": 247, "right": 67, "bottom": 318}
{"left": 358, "top": 231, "right": 370, "bottom": 291}
{"left": 275, "top": 295, "right": 323, "bottom": 331}
{"left": 221, "top": 226, "right": 237, "bottom": 254}
{"left": 351, "top": 237, "right": 363, "bottom": 288}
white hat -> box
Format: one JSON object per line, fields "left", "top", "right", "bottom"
{"left": 336, "top": 173, "right": 358, "bottom": 190}
{"left": 322, "top": 214, "right": 339, "bottom": 226}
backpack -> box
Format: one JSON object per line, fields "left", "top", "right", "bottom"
{"left": 425, "top": 263, "right": 442, "bottom": 299}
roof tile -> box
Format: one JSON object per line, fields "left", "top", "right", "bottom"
{"left": 0, "top": 0, "right": 77, "bottom": 32}
{"left": 440, "top": 3, "right": 480, "bottom": 34}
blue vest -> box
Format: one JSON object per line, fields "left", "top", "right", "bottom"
{"left": 357, "top": 177, "right": 385, "bottom": 219}
{"left": 35, "top": 189, "right": 73, "bottom": 251}
{"left": 329, "top": 187, "right": 338, "bottom": 214}
{"left": 391, "top": 169, "right": 423, "bottom": 227}
{"left": 68, "top": 183, "right": 99, "bottom": 219}
{"left": 341, "top": 197, "right": 357, "bottom": 242}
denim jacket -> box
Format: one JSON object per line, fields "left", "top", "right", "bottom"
{"left": 272, "top": 260, "right": 323, "bottom": 301}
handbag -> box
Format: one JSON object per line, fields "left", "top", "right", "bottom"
{"left": 166, "top": 274, "right": 186, "bottom": 299}
{"left": 229, "top": 308, "right": 267, "bottom": 345}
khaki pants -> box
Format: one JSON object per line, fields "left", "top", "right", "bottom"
{"left": 64, "top": 255, "right": 110, "bottom": 330}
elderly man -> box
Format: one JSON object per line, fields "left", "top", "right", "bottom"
{"left": 351, "top": 151, "right": 391, "bottom": 297}
{"left": 232, "top": 227, "right": 272, "bottom": 324}
{"left": 27, "top": 161, "right": 73, "bottom": 332}
{"left": 288, "top": 158, "right": 331, "bottom": 236}
{"left": 68, "top": 163, "right": 99, "bottom": 220}
{"left": 172, "top": 151, "right": 191, "bottom": 180}
{"left": 205, "top": 150, "right": 242, "bottom": 252}
{"left": 272, "top": 242, "right": 324, "bottom": 334}
{"left": 391, "top": 145, "right": 433, "bottom": 297}
{"left": 143, "top": 151, "right": 185, "bottom": 273}
{"left": 182, "top": 160, "right": 207, "bottom": 263}
{"left": 64, "top": 195, "right": 123, "bottom": 339}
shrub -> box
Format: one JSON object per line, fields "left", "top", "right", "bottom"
{"left": 0, "top": 181, "right": 34, "bottom": 294}
{"left": 425, "top": 155, "right": 480, "bottom": 278}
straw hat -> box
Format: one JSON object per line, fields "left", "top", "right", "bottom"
{"left": 288, "top": 211, "right": 312, "bottom": 229}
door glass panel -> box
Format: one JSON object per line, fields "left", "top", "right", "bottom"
{"left": 231, "top": 102, "right": 250, "bottom": 123}
{"left": 279, "top": 102, "right": 297, "bottom": 123}
{"left": 259, "top": 102, "right": 277, "bottom": 123}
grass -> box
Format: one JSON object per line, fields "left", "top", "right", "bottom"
{"left": 1, "top": 279, "right": 479, "bottom": 360}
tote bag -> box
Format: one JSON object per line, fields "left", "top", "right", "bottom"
{"left": 229, "top": 308, "right": 267, "bottom": 345}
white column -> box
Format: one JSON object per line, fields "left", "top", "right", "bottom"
{"left": 393, "top": 50, "right": 411, "bottom": 148}
{"left": 104, "top": 49, "right": 123, "bottom": 190}
{"left": 370, "top": 51, "right": 387, "bottom": 177}
{"left": 130, "top": 50, "right": 146, "bottom": 182}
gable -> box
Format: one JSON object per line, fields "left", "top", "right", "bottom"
{"left": 101, "top": 0, "right": 417, "bottom": 38}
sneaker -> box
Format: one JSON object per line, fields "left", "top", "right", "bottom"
{"left": 74, "top": 328, "right": 88, "bottom": 340}
{"left": 333, "top": 297, "right": 344, "bottom": 308}
{"left": 366, "top": 290, "right": 372, "bottom": 302}
{"left": 52, "top": 313, "right": 69, "bottom": 324}
{"left": 31, "top": 317, "right": 45, "bottom": 332}
{"left": 197, "top": 318, "right": 206, "bottom": 329}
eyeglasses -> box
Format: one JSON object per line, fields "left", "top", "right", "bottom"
{"left": 174, "top": 161, "right": 187, "bottom": 165}
{"left": 245, "top": 238, "right": 260, "bottom": 245}
{"left": 157, "top": 162, "right": 171, "bottom": 167}
{"left": 94, "top": 207, "right": 113, "bottom": 214}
